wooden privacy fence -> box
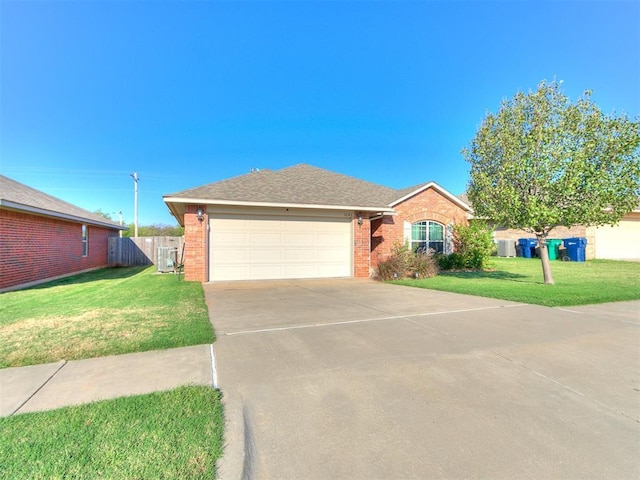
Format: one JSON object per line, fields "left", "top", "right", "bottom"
{"left": 108, "top": 237, "right": 184, "bottom": 267}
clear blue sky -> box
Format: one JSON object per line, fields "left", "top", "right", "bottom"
{"left": 1, "top": 0, "right": 638, "bottom": 226}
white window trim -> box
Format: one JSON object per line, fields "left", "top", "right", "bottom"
{"left": 82, "top": 225, "right": 88, "bottom": 257}
{"left": 410, "top": 220, "right": 445, "bottom": 254}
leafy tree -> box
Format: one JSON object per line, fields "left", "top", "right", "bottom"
{"left": 122, "top": 223, "right": 184, "bottom": 237}
{"left": 463, "top": 81, "right": 640, "bottom": 284}
{"left": 93, "top": 209, "right": 114, "bottom": 221}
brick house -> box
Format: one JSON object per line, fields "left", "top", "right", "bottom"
{"left": 459, "top": 193, "right": 640, "bottom": 261}
{"left": 0, "top": 175, "right": 126, "bottom": 292}
{"left": 163, "top": 164, "right": 471, "bottom": 282}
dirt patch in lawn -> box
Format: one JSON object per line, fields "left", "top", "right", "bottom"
{"left": 0, "top": 308, "right": 168, "bottom": 367}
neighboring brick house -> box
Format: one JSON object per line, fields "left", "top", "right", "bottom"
{"left": 163, "top": 164, "right": 471, "bottom": 282}
{"left": 0, "top": 175, "right": 126, "bottom": 292}
{"left": 460, "top": 194, "right": 640, "bottom": 261}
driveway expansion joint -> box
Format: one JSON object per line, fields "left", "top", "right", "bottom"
{"left": 12, "top": 359, "right": 67, "bottom": 416}
{"left": 490, "top": 350, "right": 640, "bottom": 424}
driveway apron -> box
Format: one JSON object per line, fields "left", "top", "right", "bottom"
{"left": 205, "top": 279, "right": 640, "bottom": 480}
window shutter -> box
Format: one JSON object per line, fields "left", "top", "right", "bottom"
{"left": 445, "top": 223, "right": 454, "bottom": 255}
{"left": 403, "top": 221, "right": 412, "bottom": 245}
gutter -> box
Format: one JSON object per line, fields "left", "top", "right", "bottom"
{"left": 162, "top": 196, "right": 395, "bottom": 213}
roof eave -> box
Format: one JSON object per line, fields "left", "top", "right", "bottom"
{"left": 163, "top": 196, "right": 395, "bottom": 217}
{"left": 1, "top": 200, "right": 127, "bottom": 230}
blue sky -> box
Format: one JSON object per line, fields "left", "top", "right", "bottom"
{"left": 1, "top": 0, "right": 638, "bottom": 226}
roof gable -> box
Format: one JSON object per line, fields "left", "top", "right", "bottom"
{"left": 0, "top": 175, "right": 125, "bottom": 229}
{"left": 389, "top": 182, "right": 472, "bottom": 211}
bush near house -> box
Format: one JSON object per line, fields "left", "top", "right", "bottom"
{"left": 376, "top": 243, "right": 439, "bottom": 280}
{"left": 438, "top": 221, "right": 495, "bottom": 270}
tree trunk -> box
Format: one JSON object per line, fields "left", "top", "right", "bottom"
{"left": 537, "top": 235, "right": 555, "bottom": 285}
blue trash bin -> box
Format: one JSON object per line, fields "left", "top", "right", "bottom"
{"left": 518, "top": 238, "right": 538, "bottom": 258}
{"left": 563, "top": 237, "right": 587, "bottom": 262}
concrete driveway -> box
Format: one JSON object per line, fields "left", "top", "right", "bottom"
{"left": 205, "top": 279, "right": 640, "bottom": 480}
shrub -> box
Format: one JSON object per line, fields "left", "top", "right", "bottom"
{"left": 376, "top": 243, "right": 439, "bottom": 280}
{"left": 437, "top": 252, "right": 465, "bottom": 270}
{"left": 439, "top": 221, "right": 495, "bottom": 270}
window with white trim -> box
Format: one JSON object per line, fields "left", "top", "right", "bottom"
{"left": 82, "top": 225, "right": 88, "bottom": 257}
{"left": 410, "top": 221, "right": 444, "bottom": 254}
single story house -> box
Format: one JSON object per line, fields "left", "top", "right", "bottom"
{"left": 0, "top": 175, "right": 126, "bottom": 292}
{"left": 163, "top": 164, "right": 472, "bottom": 282}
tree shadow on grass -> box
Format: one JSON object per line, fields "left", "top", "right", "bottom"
{"left": 440, "top": 269, "right": 532, "bottom": 283}
{"left": 23, "top": 266, "right": 150, "bottom": 291}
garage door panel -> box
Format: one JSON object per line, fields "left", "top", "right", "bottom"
{"left": 250, "top": 248, "right": 284, "bottom": 261}
{"left": 209, "top": 214, "right": 352, "bottom": 281}
{"left": 317, "top": 263, "right": 351, "bottom": 276}
{"left": 211, "top": 232, "right": 248, "bottom": 245}
{"left": 284, "top": 233, "right": 315, "bottom": 244}
{"left": 317, "top": 248, "right": 349, "bottom": 261}
{"left": 249, "top": 265, "right": 285, "bottom": 278}
{"left": 250, "top": 233, "right": 283, "bottom": 244}
{"left": 211, "top": 248, "right": 250, "bottom": 263}
{"left": 595, "top": 218, "right": 640, "bottom": 260}
{"left": 284, "top": 248, "right": 316, "bottom": 261}
{"left": 317, "top": 233, "right": 348, "bottom": 246}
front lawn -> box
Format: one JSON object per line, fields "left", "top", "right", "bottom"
{"left": 0, "top": 267, "right": 214, "bottom": 368}
{"left": 0, "top": 386, "right": 223, "bottom": 480}
{"left": 393, "top": 258, "right": 640, "bottom": 307}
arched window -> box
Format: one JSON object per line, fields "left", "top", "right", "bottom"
{"left": 411, "top": 221, "right": 444, "bottom": 254}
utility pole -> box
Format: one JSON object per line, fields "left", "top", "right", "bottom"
{"left": 131, "top": 172, "right": 139, "bottom": 237}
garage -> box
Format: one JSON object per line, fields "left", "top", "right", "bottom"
{"left": 594, "top": 214, "right": 640, "bottom": 260}
{"left": 208, "top": 210, "right": 353, "bottom": 281}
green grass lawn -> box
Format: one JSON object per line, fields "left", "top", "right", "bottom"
{"left": 0, "top": 266, "right": 214, "bottom": 368}
{"left": 393, "top": 258, "right": 640, "bottom": 307}
{"left": 0, "top": 386, "right": 224, "bottom": 480}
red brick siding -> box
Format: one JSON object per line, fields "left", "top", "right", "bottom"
{"left": 183, "top": 205, "right": 208, "bottom": 282}
{"left": 0, "top": 209, "right": 118, "bottom": 290}
{"left": 353, "top": 214, "right": 370, "bottom": 278}
{"left": 371, "top": 188, "right": 468, "bottom": 268}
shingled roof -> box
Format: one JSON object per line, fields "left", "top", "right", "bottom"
{"left": 164, "top": 164, "right": 471, "bottom": 221}
{"left": 166, "top": 164, "right": 402, "bottom": 207}
{"left": 0, "top": 175, "right": 125, "bottom": 229}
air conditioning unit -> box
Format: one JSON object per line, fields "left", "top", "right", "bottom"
{"left": 497, "top": 240, "right": 516, "bottom": 257}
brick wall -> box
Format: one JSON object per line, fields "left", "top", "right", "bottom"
{"left": 0, "top": 209, "right": 119, "bottom": 291}
{"left": 371, "top": 188, "right": 469, "bottom": 269}
{"left": 353, "top": 214, "right": 371, "bottom": 278}
{"left": 183, "top": 205, "right": 208, "bottom": 282}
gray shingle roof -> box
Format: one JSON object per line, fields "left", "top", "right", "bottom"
{"left": 166, "top": 164, "right": 404, "bottom": 208}
{"left": 0, "top": 175, "right": 124, "bottom": 229}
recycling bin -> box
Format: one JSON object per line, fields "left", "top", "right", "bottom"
{"left": 518, "top": 238, "right": 538, "bottom": 258}
{"left": 546, "top": 239, "right": 563, "bottom": 260}
{"left": 563, "top": 237, "right": 587, "bottom": 262}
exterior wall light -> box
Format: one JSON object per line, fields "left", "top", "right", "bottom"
{"left": 196, "top": 207, "right": 204, "bottom": 222}
{"left": 357, "top": 213, "right": 363, "bottom": 226}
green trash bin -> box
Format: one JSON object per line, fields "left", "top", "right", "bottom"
{"left": 546, "top": 239, "right": 562, "bottom": 260}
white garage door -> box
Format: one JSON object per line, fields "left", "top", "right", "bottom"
{"left": 209, "top": 213, "right": 353, "bottom": 281}
{"left": 594, "top": 217, "right": 640, "bottom": 260}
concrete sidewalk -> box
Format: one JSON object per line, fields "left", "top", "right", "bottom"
{"left": 0, "top": 344, "right": 214, "bottom": 417}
